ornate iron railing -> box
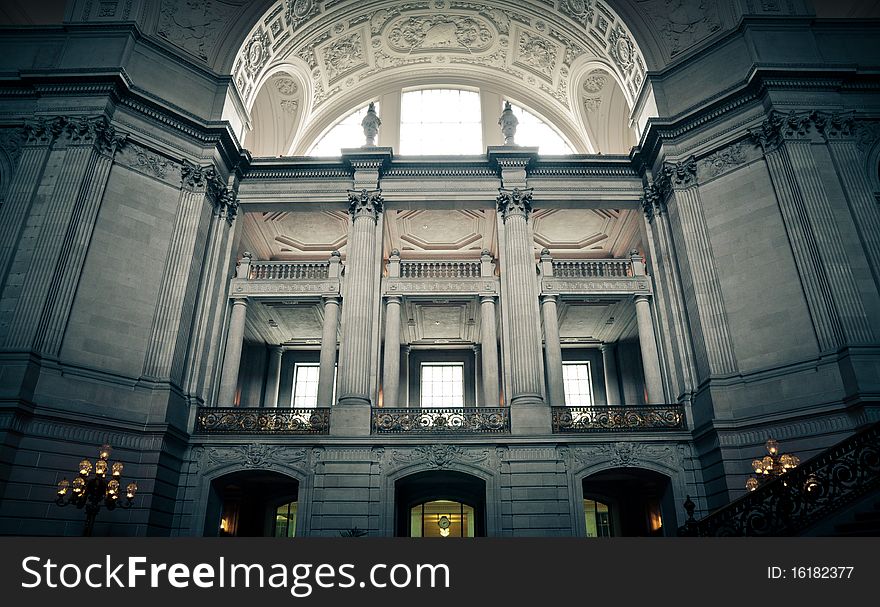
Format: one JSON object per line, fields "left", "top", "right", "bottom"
{"left": 249, "top": 261, "right": 329, "bottom": 280}
{"left": 551, "top": 259, "right": 631, "bottom": 278}
{"left": 399, "top": 260, "right": 481, "bottom": 279}
{"left": 679, "top": 422, "right": 880, "bottom": 536}
{"left": 195, "top": 407, "right": 330, "bottom": 434}
{"left": 551, "top": 405, "right": 687, "bottom": 432}
{"left": 373, "top": 407, "right": 510, "bottom": 434}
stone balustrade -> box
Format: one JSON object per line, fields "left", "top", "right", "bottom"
{"left": 399, "top": 260, "right": 482, "bottom": 279}
{"left": 248, "top": 261, "right": 330, "bottom": 280}
{"left": 550, "top": 259, "right": 631, "bottom": 278}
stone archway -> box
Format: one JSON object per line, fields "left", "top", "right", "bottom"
{"left": 394, "top": 469, "right": 487, "bottom": 537}
{"left": 580, "top": 467, "right": 675, "bottom": 537}
{"left": 204, "top": 469, "right": 301, "bottom": 537}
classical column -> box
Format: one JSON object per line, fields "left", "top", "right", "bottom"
{"left": 217, "top": 296, "right": 248, "bottom": 406}
{"left": 497, "top": 187, "right": 547, "bottom": 432}
{"left": 480, "top": 295, "right": 500, "bottom": 408}
{"left": 473, "top": 344, "right": 483, "bottom": 406}
{"left": 634, "top": 295, "right": 664, "bottom": 404}
{"left": 381, "top": 295, "right": 402, "bottom": 407}
{"left": 335, "top": 188, "right": 383, "bottom": 434}
{"left": 317, "top": 295, "right": 340, "bottom": 407}
{"left": 540, "top": 294, "right": 565, "bottom": 405}
{"left": 600, "top": 343, "right": 622, "bottom": 404}
{"left": 263, "top": 346, "right": 283, "bottom": 408}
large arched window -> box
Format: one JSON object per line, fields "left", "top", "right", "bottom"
{"left": 399, "top": 89, "right": 482, "bottom": 155}
{"left": 308, "top": 102, "right": 379, "bottom": 157}
{"left": 506, "top": 102, "right": 573, "bottom": 154}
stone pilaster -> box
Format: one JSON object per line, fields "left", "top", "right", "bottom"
{"left": 5, "top": 116, "right": 126, "bottom": 353}
{"left": 540, "top": 294, "right": 565, "bottom": 405}
{"left": 480, "top": 295, "right": 500, "bottom": 408}
{"left": 659, "top": 156, "right": 738, "bottom": 380}
{"left": 381, "top": 295, "right": 402, "bottom": 407}
{"left": 216, "top": 292, "right": 248, "bottom": 406}
{"left": 263, "top": 346, "right": 284, "bottom": 408}
{"left": 634, "top": 294, "right": 665, "bottom": 404}
{"left": 750, "top": 110, "right": 873, "bottom": 350}
{"left": 317, "top": 295, "right": 340, "bottom": 407}
{"left": 600, "top": 343, "right": 621, "bottom": 404}
{"left": 497, "top": 187, "right": 548, "bottom": 433}
{"left": 334, "top": 188, "right": 383, "bottom": 435}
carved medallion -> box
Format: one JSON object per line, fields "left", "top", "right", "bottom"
{"left": 387, "top": 14, "right": 493, "bottom": 53}
{"left": 516, "top": 31, "right": 558, "bottom": 78}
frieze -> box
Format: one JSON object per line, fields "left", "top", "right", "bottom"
{"left": 388, "top": 444, "right": 491, "bottom": 471}
{"left": 559, "top": 0, "right": 594, "bottom": 27}
{"left": 515, "top": 30, "right": 558, "bottom": 80}
{"left": 384, "top": 278, "right": 498, "bottom": 295}
{"left": 114, "top": 142, "right": 180, "bottom": 186}
{"left": 573, "top": 441, "right": 685, "bottom": 469}
{"left": 322, "top": 31, "right": 367, "bottom": 82}
{"left": 286, "top": 0, "right": 320, "bottom": 29}
{"left": 61, "top": 115, "right": 127, "bottom": 155}
{"left": 386, "top": 14, "right": 493, "bottom": 53}
{"left": 698, "top": 141, "right": 752, "bottom": 180}
{"left": 542, "top": 277, "right": 651, "bottom": 294}
{"left": 657, "top": 156, "right": 698, "bottom": 193}
{"left": 195, "top": 442, "right": 308, "bottom": 471}
{"left": 231, "top": 279, "right": 340, "bottom": 296}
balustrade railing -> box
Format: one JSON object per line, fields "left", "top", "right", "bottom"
{"left": 679, "top": 422, "right": 880, "bottom": 536}
{"left": 550, "top": 259, "right": 631, "bottom": 278}
{"left": 399, "top": 260, "right": 481, "bottom": 279}
{"left": 373, "top": 407, "right": 510, "bottom": 434}
{"left": 249, "top": 261, "right": 330, "bottom": 280}
{"left": 551, "top": 405, "right": 686, "bottom": 432}
{"left": 195, "top": 407, "right": 330, "bottom": 434}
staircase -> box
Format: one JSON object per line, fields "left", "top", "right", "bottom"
{"left": 679, "top": 421, "right": 880, "bottom": 536}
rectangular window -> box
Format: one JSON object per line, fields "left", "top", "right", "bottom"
{"left": 562, "top": 362, "right": 593, "bottom": 406}
{"left": 420, "top": 363, "right": 465, "bottom": 407}
{"left": 399, "top": 89, "right": 483, "bottom": 155}
{"left": 292, "top": 363, "right": 320, "bottom": 407}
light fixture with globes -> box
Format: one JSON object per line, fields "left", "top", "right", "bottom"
{"left": 746, "top": 438, "right": 800, "bottom": 492}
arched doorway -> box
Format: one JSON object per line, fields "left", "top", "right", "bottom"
{"left": 395, "top": 470, "right": 486, "bottom": 537}
{"left": 204, "top": 470, "right": 299, "bottom": 537}
{"left": 581, "top": 468, "right": 675, "bottom": 537}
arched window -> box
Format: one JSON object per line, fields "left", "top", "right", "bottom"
{"left": 308, "top": 102, "right": 379, "bottom": 156}
{"left": 399, "top": 89, "right": 482, "bottom": 155}
{"left": 506, "top": 102, "right": 573, "bottom": 154}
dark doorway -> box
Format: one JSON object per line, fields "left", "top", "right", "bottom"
{"left": 205, "top": 470, "right": 299, "bottom": 537}
{"left": 581, "top": 468, "right": 675, "bottom": 537}
{"left": 395, "top": 470, "right": 486, "bottom": 537}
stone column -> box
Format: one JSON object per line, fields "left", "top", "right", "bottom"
{"left": 497, "top": 187, "right": 547, "bottom": 432}
{"left": 217, "top": 296, "right": 248, "bottom": 406}
{"left": 600, "top": 343, "right": 622, "bottom": 404}
{"left": 382, "top": 295, "right": 402, "bottom": 407}
{"left": 540, "top": 294, "right": 565, "bottom": 405}
{"left": 472, "top": 344, "right": 483, "bottom": 406}
{"left": 480, "top": 295, "right": 500, "bottom": 408}
{"left": 335, "top": 189, "right": 383, "bottom": 434}
{"left": 634, "top": 295, "right": 664, "bottom": 404}
{"left": 317, "top": 295, "right": 340, "bottom": 407}
{"left": 263, "top": 346, "right": 283, "bottom": 408}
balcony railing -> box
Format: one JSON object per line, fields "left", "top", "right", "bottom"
{"left": 551, "top": 405, "right": 687, "bottom": 432}
{"left": 399, "top": 260, "right": 482, "bottom": 279}
{"left": 195, "top": 407, "right": 330, "bottom": 434}
{"left": 249, "top": 261, "right": 330, "bottom": 280}
{"left": 373, "top": 407, "right": 510, "bottom": 434}
{"left": 550, "top": 259, "right": 631, "bottom": 278}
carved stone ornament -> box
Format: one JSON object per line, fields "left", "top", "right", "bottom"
{"left": 658, "top": 156, "right": 698, "bottom": 192}
{"left": 280, "top": 100, "right": 299, "bottom": 114}
{"left": 158, "top": 0, "right": 232, "bottom": 62}
{"left": 608, "top": 24, "right": 635, "bottom": 73}
{"left": 637, "top": 0, "right": 721, "bottom": 57}
{"left": 641, "top": 182, "right": 665, "bottom": 222}
{"left": 22, "top": 116, "right": 65, "bottom": 145}
{"left": 749, "top": 110, "right": 812, "bottom": 153}
{"left": 497, "top": 187, "right": 534, "bottom": 221}
{"left": 285, "top": 0, "right": 319, "bottom": 29}
{"left": 573, "top": 441, "right": 684, "bottom": 469}
{"left": 361, "top": 102, "right": 381, "bottom": 147}
{"left": 245, "top": 28, "right": 271, "bottom": 78}
{"left": 560, "top": 0, "right": 595, "bottom": 26}
{"left": 390, "top": 444, "right": 490, "bottom": 470}
{"left": 582, "top": 97, "right": 602, "bottom": 112}
{"left": 387, "top": 14, "right": 493, "bottom": 53}
{"left": 347, "top": 188, "right": 384, "bottom": 220}
{"left": 62, "top": 115, "right": 127, "bottom": 154}
{"left": 180, "top": 159, "right": 216, "bottom": 190}
{"left": 498, "top": 101, "right": 518, "bottom": 145}
{"left": 323, "top": 32, "right": 366, "bottom": 81}
{"left": 582, "top": 70, "right": 609, "bottom": 93}
{"left": 273, "top": 76, "right": 299, "bottom": 95}
{"left": 700, "top": 142, "right": 749, "bottom": 178}
{"left": 198, "top": 442, "right": 308, "bottom": 470}
{"left": 517, "top": 31, "right": 558, "bottom": 78}
{"left": 134, "top": 146, "right": 172, "bottom": 179}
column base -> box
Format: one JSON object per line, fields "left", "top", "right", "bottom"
{"left": 510, "top": 401, "right": 552, "bottom": 435}
{"left": 331, "top": 398, "right": 372, "bottom": 436}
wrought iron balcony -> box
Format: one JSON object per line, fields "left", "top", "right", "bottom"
{"left": 373, "top": 407, "right": 510, "bottom": 434}
{"left": 551, "top": 405, "right": 687, "bottom": 432}
{"left": 195, "top": 407, "right": 330, "bottom": 434}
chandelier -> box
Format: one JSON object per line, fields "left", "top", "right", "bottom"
{"left": 55, "top": 443, "right": 137, "bottom": 536}
{"left": 746, "top": 438, "right": 800, "bottom": 491}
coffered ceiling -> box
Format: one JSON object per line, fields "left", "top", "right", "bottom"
{"left": 557, "top": 297, "right": 638, "bottom": 343}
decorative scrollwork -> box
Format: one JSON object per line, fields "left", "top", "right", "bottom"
{"left": 373, "top": 407, "right": 510, "bottom": 434}
{"left": 551, "top": 405, "right": 686, "bottom": 432}
{"left": 680, "top": 422, "right": 880, "bottom": 536}
{"left": 195, "top": 407, "right": 330, "bottom": 434}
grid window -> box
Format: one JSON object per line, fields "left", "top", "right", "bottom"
{"left": 562, "top": 362, "right": 593, "bottom": 406}
{"left": 292, "top": 363, "right": 320, "bottom": 407}
{"left": 420, "top": 363, "right": 465, "bottom": 407}
{"left": 274, "top": 501, "right": 297, "bottom": 538}
{"left": 399, "top": 89, "right": 483, "bottom": 155}
{"left": 505, "top": 102, "right": 574, "bottom": 155}
{"left": 308, "top": 102, "right": 379, "bottom": 156}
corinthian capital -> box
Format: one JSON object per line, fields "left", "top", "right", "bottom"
{"left": 813, "top": 110, "right": 856, "bottom": 141}
{"left": 496, "top": 187, "right": 534, "bottom": 221}
{"left": 749, "top": 110, "right": 812, "bottom": 153}
{"left": 640, "top": 182, "right": 665, "bottom": 222}
{"left": 63, "top": 116, "right": 126, "bottom": 154}
{"left": 347, "top": 188, "right": 384, "bottom": 221}
{"left": 659, "top": 156, "right": 698, "bottom": 192}
{"left": 180, "top": 160, "right": 216, "bottom": 191}
{"left": 22, "top": 116, "right": 65, "bottom": 145}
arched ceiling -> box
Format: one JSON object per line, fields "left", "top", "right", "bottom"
{"left": 232, "top": 0, "right": 655, "bottom": 155}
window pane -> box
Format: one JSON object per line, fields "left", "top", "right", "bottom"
{"left": 399, "top": 89, "right": 482, "bottom": 155}
{"left": 562, "top": 362, "right": 593, "bottom": 406}
{"left": 293, "top": 364, "right": 321, "bottom": 407}
{"left": 420, "top": 363, "right": 465, "bottom": 407}
{"left": 308, "top": 102, "right": 380, "bottom": 156}
{"left": 506, "top": 102, "right": 573, "bottom": 155}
